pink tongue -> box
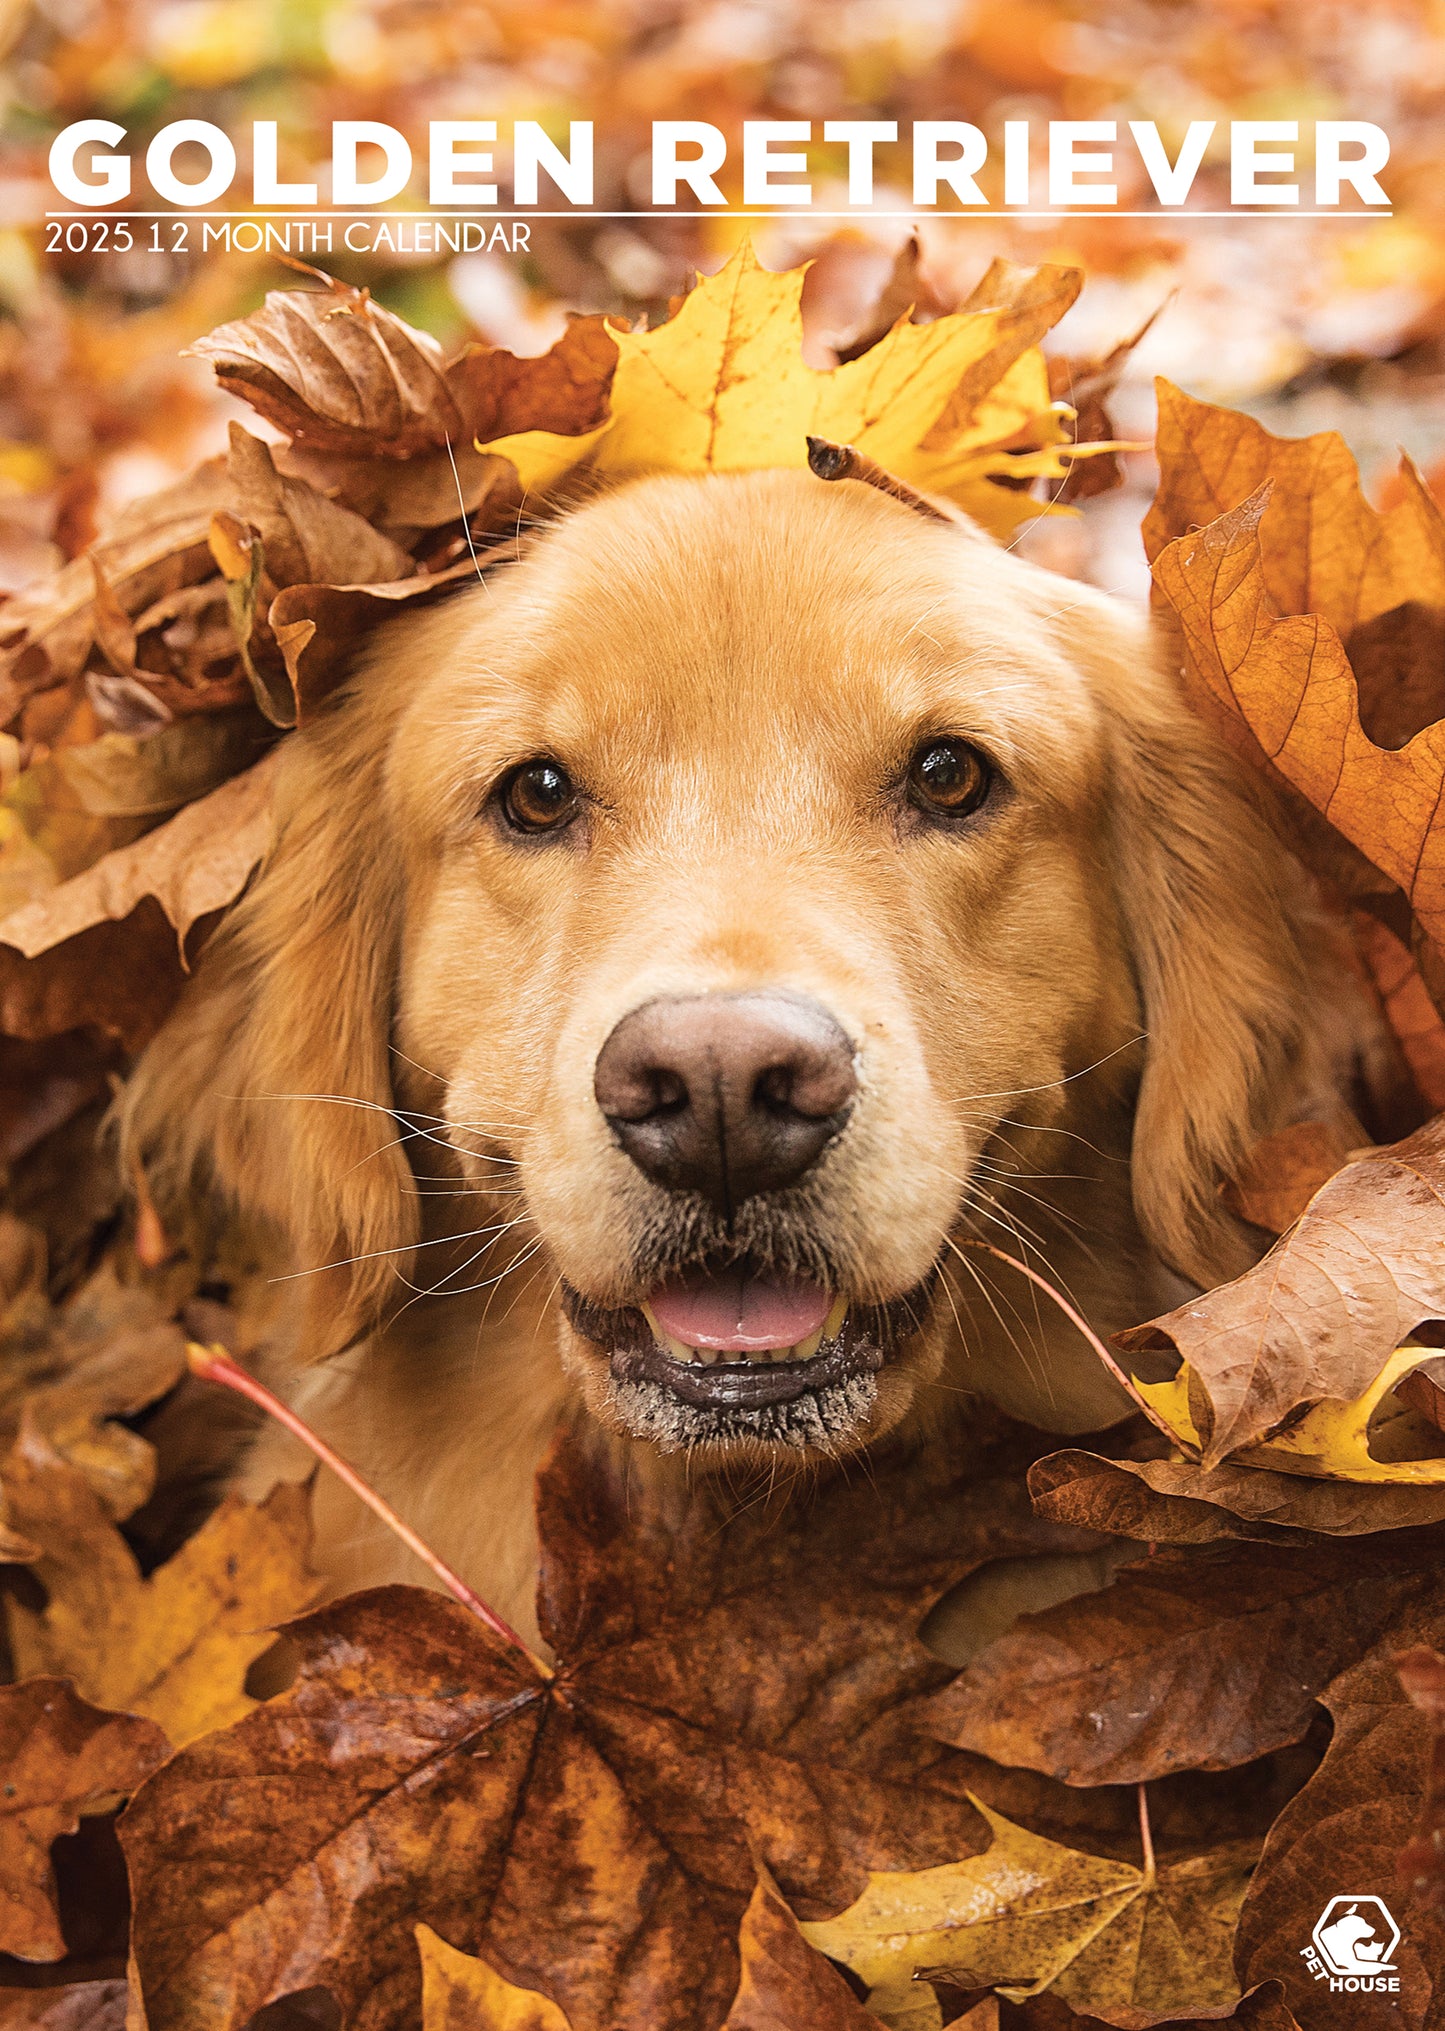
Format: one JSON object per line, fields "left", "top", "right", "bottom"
{"left": 647, "top": 1271, "right": 831, "bottom": 1353}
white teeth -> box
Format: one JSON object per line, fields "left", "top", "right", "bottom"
{"left": 641, "top": 1297, "right": 851, "bottom": 1367}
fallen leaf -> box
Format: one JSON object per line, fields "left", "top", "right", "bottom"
{"left": 417, "top": 1924, "right": 574, "bottom": 2030}
{"left": 268, "top": 558, "right": 481, "bottom": 722}
{"left": 924, "top": 1540, "right": 1435, "bottom": 1785}
{"left": 1114, "top": 1115, "right": 1445, "bottom": 1466}
{"left": 481, "top": 244, "right": 1107, "bottom": 538}
{"left": 1235, "top": 1624, "right": 1445, "bottom": 2026}
{"left": 1352, "top": 912, "right": 1445, "bottom": 1112}
{"left": 225, "top": 426, "right": 412, "bottom": 591}
{"left": 0, "top": 464, "right": 227, "bottom": 710}
{"left": 1006, "top": 1981, "right": 1302, "bottom": 2029}
{"left": 190, "top": 278, "right": 470, "bottom": 457}
{"left": 0, "top": 747, "right": 276, "bottom": 961}
{"left": 0, "top": 1677, "right": 167, "bottom": 1961}
{"left": 416, "top": 1871, "right": 884, "bottom": 2030}
{"left": 1144, "top": 382, "right": 1445, "bottom": 641}
{"left": 1222, "top": 1119, "right": 1368, "bottom": 1237}
{"left": 801, "top": 1797, "right": 1250, "bottom": 2018}
{"left": 120, "top": 1427, "right": 1095, "bottom": 2031}
{"left": 3, "top": 1425, "right": 315, "bottom": 1745}
{"left": 1151, "top": 488, "right": 1445, "bottom": 950}
{"left": 1396, "top": 1647, "right": 1445, "bottom": 1907}
{"left": 0, "top": 1982, "right": 130, "bottom": 2027}
{"left": 1028, "top": 1450, "right": 1445, "bottom": 1546}
{"left": 0, "top": 1256, "right": 185, "bottom": 1519}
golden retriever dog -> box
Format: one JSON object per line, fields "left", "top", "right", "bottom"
{"left": 122, "top": 465, "right": 1358, "bottom": 1648}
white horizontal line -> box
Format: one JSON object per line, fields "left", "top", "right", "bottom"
{"left": 42, "top": 208, "right": 1391, "bottom": 220}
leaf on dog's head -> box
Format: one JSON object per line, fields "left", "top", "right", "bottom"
{"left": 479, "top": 244, "right": 1111, "bottom": 539}
{"left": 799, "top": 1796, "right": 1251, "bottom": 2020}
{"left": 120, "top": 1427, "right": 1092, "bottom": 2031}
{"left": 3, "top": 1428, "right": 315, "bottom": 1745}
{"left": 190, "top": 277, "right": 468, "bottom": 457}
{"left": 225, "top": 426, "right": 412, "bottom": 592}
{"left": 924, "top": 1537, "right": 1437, "bottom": 1786}
{"left": 0, "top": 1676, "right": 167, "bottom": 1962}
{"left": 1113, "top": 1113, "right": 1445, "bottom": 1467}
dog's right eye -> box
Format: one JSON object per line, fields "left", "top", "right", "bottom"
{"left": 499, "top": 759, "right": 580, "bottom": 835}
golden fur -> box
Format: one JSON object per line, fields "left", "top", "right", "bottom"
{"left": 122, "top": 469, "right": 1359, "bottom": 1646}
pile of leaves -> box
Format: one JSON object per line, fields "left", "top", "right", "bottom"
{"left": 5, "top": 244, "right": 1445, "bottom": 2030}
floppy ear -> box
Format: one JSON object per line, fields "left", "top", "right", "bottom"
{"left": 119, "top": 686, "right": 419, "bottom": 1354}
{"left": 1069, "top": 599, "right": 1339, "bottom": 1289}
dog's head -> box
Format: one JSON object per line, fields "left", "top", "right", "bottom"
{"left": 126, "top": 468, "right": 1335, "bottom": 1458}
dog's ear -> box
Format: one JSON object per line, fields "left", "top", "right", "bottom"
{"left": 119, "top": 694, "right": 418, "bottom": 1354}
{"left": 1068, "top": 596, "right": 1336, "bottom": 1289}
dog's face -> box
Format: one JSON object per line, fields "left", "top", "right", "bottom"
{"left": 129, "top": 467, "right": 1323, "bottom": 1462}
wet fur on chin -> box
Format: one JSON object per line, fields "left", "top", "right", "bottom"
{"left": 118, "top": 468, "right": 1376, "bottom": 1644}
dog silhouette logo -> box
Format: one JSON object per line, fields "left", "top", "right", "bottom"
{"left": 1304, "top": 1897, "right": 1402, "bottom": 1990}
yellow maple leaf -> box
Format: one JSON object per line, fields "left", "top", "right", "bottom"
{"left": 480, "top": 245, "right": 1117, "bottom": 540}
{"left": 800, "top": 1796, "right": 1249, "bottom": 2020}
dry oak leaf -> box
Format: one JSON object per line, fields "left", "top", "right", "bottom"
{"left": 2, "top": 1427, "right": 315, "bottom": 1746}
{"left": 800, "top": 1796, "right": 1249, "bottom": 2019}
{"left": 1235, "top": 1621, "right": 1445, "bottom": 2027}
{"left": 0, "top": 748, "right": 277, "bottom": 963}
{"left": 190, "top": 278, "right": 472, "bottom": 458}
{"left": 0, "top": 1677, "right": 167, "bottom": 1962}
{"left": 1113, "top": 1113, "right": 1445, "bottom": 1467}
{"left": 924, "top": 1538, "right": 1437, "bottom": 1787}
{"left": 480, "top": 243, "right": 1101, "bottom": 539}
{"left": 1143, "top": 382, "right": 1445, "bottom": 642}
{"left": 1222, "top": 1120, "right": 1367, "bottom": 1238}
{"left": 224, "top": 427, "right": 412, "bottom": 591}
{"left": 416, "top": 1873, "right": 884, "bottom": 2030}
{"left": 1150, "top": 488, "right": 1445, "bottom": 952}
{"left": 0, "top": 463, "right": 227, "bottom": 706}
{"left": 119, "top": 1428, "right": 1093, "bottom": 2031}
{"left": 192, "top": 276, "right": 616, "bottom": 462}
{"left": 269, "top": 558, "right": 483, "bottom": 724}
{"left": 1028, "top": 1451, "right": 1445, "bottom": 1547}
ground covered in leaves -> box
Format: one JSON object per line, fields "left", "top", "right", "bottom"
{"left": 4, "top": 247, "right": 1445, "bottom": 2031}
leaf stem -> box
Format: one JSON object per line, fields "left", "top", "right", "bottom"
{"left": 1137, "top": 1782, "right": 1156, "bottom": 1888}
{"left": 954, "top": 1239, "right": 1140, "bottom": 1398}
{"left": 185, "top": 1342, "right": 554, "bottom": 1680}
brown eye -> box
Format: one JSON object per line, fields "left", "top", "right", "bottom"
{"left": 907, "top": 738, "right": 992, "bottom": 818}
{"left": 500, "top": 759, "right": 579, "bottom": 834}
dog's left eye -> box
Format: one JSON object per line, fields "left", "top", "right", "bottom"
{"left": 906, "top": 738, "right": 992, "bottom": 818}
{"left": 499, "top": 759, "right": 580, "bottom": 834}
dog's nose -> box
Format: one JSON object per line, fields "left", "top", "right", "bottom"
{"left": 594, "top": 990, "right": 857, "bottom": 1211}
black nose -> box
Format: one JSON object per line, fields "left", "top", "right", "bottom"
{"left": 593, "top": 990, "right": 857, "bottom": 1212}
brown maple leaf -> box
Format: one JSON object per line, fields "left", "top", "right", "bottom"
{"left": 119, "top": 1427, "right": 1094, "bottom": 2031}
{"left": 1397, "top": 1647, "right": 1445, "bottom": 1910}
{"left": 0, "top": 1677, "right": 166, "bottom": 1961}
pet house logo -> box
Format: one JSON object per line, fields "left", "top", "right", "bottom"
{"left": 1300, "top": 1897, "right": 1402, "bottom": 1993}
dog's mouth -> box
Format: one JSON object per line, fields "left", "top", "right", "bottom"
{"left": 561, "top": 1259, "right": 936, "bottom": 1452}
